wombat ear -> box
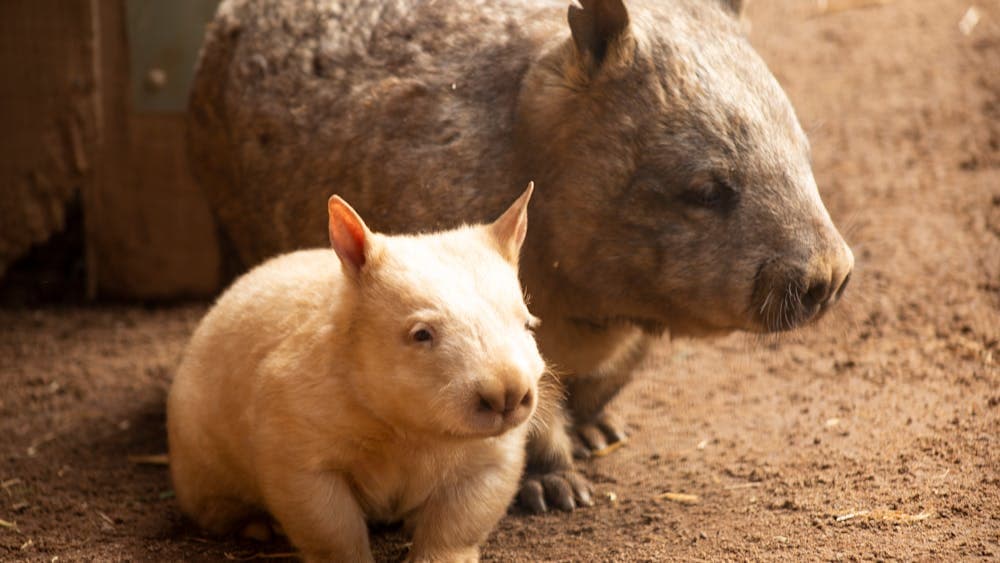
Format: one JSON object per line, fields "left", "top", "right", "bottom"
{"left": 489, "top": 182, "right": 534, "bottom": 265}
{"left": 328, "top": 195, "right": 372, "bottom": 275}
{"left": 568, "top": 0, "right": 630, "bottom": 70}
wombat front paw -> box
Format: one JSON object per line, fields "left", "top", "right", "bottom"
{"left": 239, "top": 519, "right": 273, "bottom": 542}
{"left": 517, "top": 470, "right": 594, "bottom": 513}
{"left": 573, "top": 410, "right": 628, "bottom": 459}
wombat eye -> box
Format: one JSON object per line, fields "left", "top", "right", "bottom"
{"left": 409, "top": 324, "right": 435, "bottom": 345}
{"left": 681, "top": 178, "right": 737, "bottom": 211}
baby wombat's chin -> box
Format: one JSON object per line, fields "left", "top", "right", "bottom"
{"left": 441, "top": 425, "right": 524, "bottom": 441}
{"left": 448, "top": 412, "right": 534, "bottom": 440}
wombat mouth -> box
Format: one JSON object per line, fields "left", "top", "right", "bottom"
{"left": 462, "top": 407, "right": 534, "bottom": 439}
{"left": 749, "top": 259, "right": 849, "bottom": 333}
{"left": 750, "top": 285, "right": 837, "bottom": 333}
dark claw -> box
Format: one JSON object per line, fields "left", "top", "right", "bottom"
{"left": 541, "top": 474, "right": 576, "bottom": 512}
{"left": 571, "top": 434, "right": 592, "bottom": 460}
{"left": 565, "top": 473, "right": 594, "bottom": 507}
{"left": 518, "top": 478, "right": 547, "bottom": 514}
{"left": 578, "top": 423, "right": 608, "bottom": 452}
{"left": 575, "top": 411, "right": 629, "bottom": 455}
{"left": 518, "top": 470, "right": 594, "bottom": 514}
{"left": 596, "top": 412, "right": 628, "bottom": 444}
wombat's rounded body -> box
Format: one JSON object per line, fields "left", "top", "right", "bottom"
{"left": 168, "top": 191, "right": 544, "bottom": 561}
{"left": 190, "top": 0, "right": 854, "bottom": 512}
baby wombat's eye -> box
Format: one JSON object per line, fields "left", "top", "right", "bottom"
{"left": 409, "top": 323, "right": 435, "bottom": 345}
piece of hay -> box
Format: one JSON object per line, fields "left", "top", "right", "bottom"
{"left": 127, "top": 453, "right": 169, "bottom": 465}
{"left": 591, "top": 439, "right": 627, "bottom": 458}
{"left": 835, "top": 508, "right": 933, "bottom": 523}
{"left": 656, "top": 492, "right": 701, "bottom": 505}
{"left": 815, "top": 0, "right": 893, "bottom": 16}
{"left": 725, "top": 482, "right": 761, "bottom": 490}
{"left": 96, "top": 511, "right": 115, "bottom": 528}
{"left": 868, "top": 509, "right": 934, "bottom": 523}
{"left": 835, "top": 509, "right": 869, "bottom": 522}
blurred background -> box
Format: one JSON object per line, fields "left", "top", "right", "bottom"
{"left": 0, "top": 1, "right": 997, "bottom": 560}
{"left": 1, "top": 0, "right": 222, "bottom": 306}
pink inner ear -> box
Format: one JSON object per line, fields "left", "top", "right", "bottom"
{"left": 492, "top": 183, "right": 533, "bottom": 263}
{"left": 329, "top": 204, "right": 367, "bottom": 270}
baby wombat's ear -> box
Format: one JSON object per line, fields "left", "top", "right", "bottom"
{"left": 567, "top": 0, "right": 632, "bottom": 72}
{"left": 328, "top": 195, "right": 373, "bottom": 276}
{"left": 488, "top": 182, "right": 534, "bottom": 265}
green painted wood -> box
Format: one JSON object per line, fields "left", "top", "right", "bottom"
{"left": 127, "top": 0, "right": 220, "bottom": 112}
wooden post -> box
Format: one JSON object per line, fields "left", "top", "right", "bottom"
{"left": 89, "top": 0, "right": 221, "bottom": 299}
{"left": 0, "top": 0, "right": 223, "bottom": 299}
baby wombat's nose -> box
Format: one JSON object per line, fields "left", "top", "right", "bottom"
{"left": 477, "top": 386, "right": 533, "bottom": 416}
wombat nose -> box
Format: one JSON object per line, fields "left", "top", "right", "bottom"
{"left": 802, "top": 277, "right": 833, "bottom": 309}
{"left": 802, "top": 244, "right": 854, "bottom": 310}
{"left": 802, "top": 267, "right": 852, "bottom": 310}
{"left": 755, "top": 240, "right": 853, "bottom": 332}
{"left": 477, "top": 387, "right": 532, "bottom": 416}
{"left": 833, "top": 270, "right": 851, "bottom": 301}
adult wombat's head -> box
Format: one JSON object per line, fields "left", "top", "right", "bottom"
{"left": 517, "top": 0, "right": 853, "bottom": 336}
{"left": 328, "top": 185, "right": 546, "bottom": 438}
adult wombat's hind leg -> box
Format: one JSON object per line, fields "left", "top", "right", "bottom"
{"left": 567, "top": 335, "right": 653, "bottom": 455}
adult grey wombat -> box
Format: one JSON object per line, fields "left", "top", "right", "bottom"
{"left": 189, "top": 0, "right": 854, "bottom": 514}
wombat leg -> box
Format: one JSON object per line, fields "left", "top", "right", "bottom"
{"left": 569, "top": 376, "right": 632, "bottom": 455}
{"left": 257, "top": 465, "right": 374, "bottom": 563}
{"left": 187, "top": 496, "right": 257, "bottom": 536}
{"left": 567, "top": 335, "right": 653, "bottom": 454}
{"left": 407, "top": 459, "right": 521, "bottom": 562}
{"left": 518, "top": 390, "right": 594, "bottom": 513}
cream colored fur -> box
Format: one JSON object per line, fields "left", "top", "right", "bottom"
{"left": 167, "top": 188, "right": 543, "bottom": 562}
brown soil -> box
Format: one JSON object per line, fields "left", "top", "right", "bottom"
{"left": 2, "top": 0, "right": 998, "bottom": 560}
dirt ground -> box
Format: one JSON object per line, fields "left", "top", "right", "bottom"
{"left": 2, "top": 0, "right": 999, "bottom": 561}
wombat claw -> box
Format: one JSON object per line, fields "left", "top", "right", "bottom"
{"left": 574, "top": 411, "right": 628, "bottom": 459}
{"left": 518, "top": 471, "right": 594, "bottom": 513}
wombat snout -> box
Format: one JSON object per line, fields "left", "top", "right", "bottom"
{"left": 809, "top": 239, "right": 854, "bottom": 311}
{"left": 802, "top": 263, "right": 852, "bottom": 311}
{"left": 474, "top": 373, "right": 536, "bottom": 430}
{"left": 754, "top": 237, "right": 855, "bottom": 332}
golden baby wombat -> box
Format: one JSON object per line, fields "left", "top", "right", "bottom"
{"left": 167, "top": 184, "right": 544, "bottom": 562}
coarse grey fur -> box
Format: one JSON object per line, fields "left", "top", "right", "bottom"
{"left": 189, "top": 0, "right": 854, "bottom": 513}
